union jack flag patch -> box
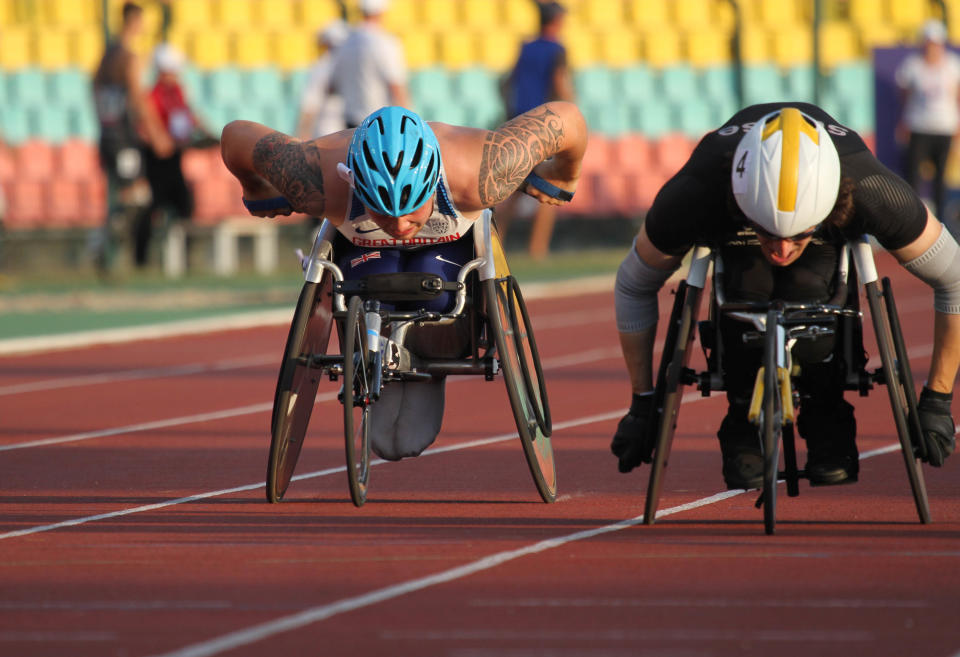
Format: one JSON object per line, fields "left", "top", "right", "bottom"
{"left": 350, "top": 251, "right": 381, "bottom": 268}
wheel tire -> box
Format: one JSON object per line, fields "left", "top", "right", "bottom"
{"left": 342, "top": 295, "right": 372, "bottom": 508}
{"left": 266, "top": 276, "right": 334, "bottom": 503}
{"left": 761, "top": 309, "right": 782, "bottom": 536}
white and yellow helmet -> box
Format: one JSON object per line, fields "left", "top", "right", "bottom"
{"left": 731, "top": 108, "right": 841, "bottom": 238}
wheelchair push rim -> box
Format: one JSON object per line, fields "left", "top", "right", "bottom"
{"left": 342, "top": 295, "right": 372, "bottom": 508}
{"left": 267, "top": 275, "right": 334, "bottom": 503}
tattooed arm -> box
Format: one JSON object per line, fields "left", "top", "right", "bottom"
{"left": 220, "top": 120, "right": 330, "bottom": 218}
{"left": 437, "top": 101, "right": 586, "bottom": 213}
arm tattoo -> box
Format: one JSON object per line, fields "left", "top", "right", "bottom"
{"left": 478, "top": 106, "right": 564, "bottom": 206}
{"left": 252, "top": 132, "right": 325, "bottom": 214}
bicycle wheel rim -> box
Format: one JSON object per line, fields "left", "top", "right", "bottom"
{"left": 342, "top": 296, "right": 370, "bottom": 507}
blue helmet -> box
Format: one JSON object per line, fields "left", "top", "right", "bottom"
{"left": 347, "top": 106, "right": 442, "bottom": 217}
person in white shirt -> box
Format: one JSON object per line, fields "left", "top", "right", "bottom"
{"left": 295, "top": 20, "right": 349, "bottom": 140}
{"left": 329, "top": 0, "right": 411, "bottom": 127}
{"left": 896, "top": 19, "right": 960, "bottom": 219}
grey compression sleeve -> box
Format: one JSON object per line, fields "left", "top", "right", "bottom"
{"left": 903, "top": 224, "right": 960, "bottom": 314}
{"left": 615, "top": 238, "right": 678, "bottom": 332}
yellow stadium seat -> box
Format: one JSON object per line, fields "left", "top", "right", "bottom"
{"left": 476, "top": 28, "right": 520, "bottom": 72}
{"left": 598, "top": 28, "right": 640, "bottom": 68}
{"left": 189, "top": 28, "right": 230, "bottom": 69}
{"left": 383, "top": 0, "right": 419, "bottom": 33}
{"left": 642, "top": 28, "right": 682, "bottom": 68}
{"left": 626, "top": 0, "right": 670, "bottom": 29}
{"left": 297, "top": 0, "right": 339, "bottom": 26}
{"left": 819, "top": 20, "right": 861, "bottom": 69}
{"left": 419, "top": 0, "right": 459, "bottom": 28}
{"left": 564, "top": 26, "right": 599, "bottom": 68}
{"left": 582, "top": 0, "right": 625, "bottom": 27}
{"left": 503, "top": 0, "right": 539, "bottom": 34}
{"left": 672, "top": 0, "right": 714, "bottom": 30}
{"left": 214, "top": 0, "right": 255, "bottom": 29}
{"left": 42, "top": 0, "right": 96, "bottom": 26}
{"left": 770, "top": 24, "right": 813, "bottom": 68}
{"left": 171, "top": 0, "right": 214, "bottom": 27}
{"left": 232, "top": 30, "right": 271, "bottom": 68}
{"left": 858, "top": 22, "right": 900, "bottom": 50}
{"left": 739, "top": 25, "right": 769, "bottom": 64}
{"left": 437, "top": 31, "right": 477, "bottom": 70}
{"left": 0, "top": 0, "right": 13, "bottom": 26}
{"left": 253, "top": 0, "right": 295, "bottom": 29}
{"left": 755, "top": 0, "right": 800, "bottom": 26}
{"left": 887, "top": 0, "right": 930, "bottom": 38}
{"left": 0, "top": 27, "right": 30, "bottom": 69}
{"left": 70, "top": 27, "right": 103, "bottom": 72}
{"left": 274, "top": 29, "right": 315, "bottom": 71}
{"left": 400, "top": 30, "right": 439, "bottom": 70}
{"left": 32, "top": 27, "right": 72, "bottom": 70}
{"left": 463, "top": 0, "right": 499, "bottom": 28}
{"left": 684, "top": 26, "right": 731, "bottom": 68}
{"left": 848, "top": 0, "right": 886, "bottom": 26}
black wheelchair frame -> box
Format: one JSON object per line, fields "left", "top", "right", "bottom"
{"left": 643, "top": 239, "right": 931, "bottom": 534}
{"left": 265, "top": 211, "right": 556, "bottom": 506}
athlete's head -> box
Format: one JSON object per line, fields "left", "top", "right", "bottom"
{"left": 732, "top": 107, "right": 841, "bottom": 240}
{"left": 347, "top": 106, "right": 442, "bottom": 218}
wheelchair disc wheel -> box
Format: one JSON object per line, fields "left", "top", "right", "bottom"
{"left": 871, "top": 280, "right": 931, "bottom": 523}
{"left": 644, "top": 281, "right": 702, "bottom": 525}
{"left": 267, "top": 275, "right": 334, "bottom": 503}
{"left": 761, "top": 309, "right": 782, "bottom": 536}
{"left": 342, "top": 295, "right": 372, "bottom": 508}
{"left": 487, "top": 276, "right": 556, "bottom": 503}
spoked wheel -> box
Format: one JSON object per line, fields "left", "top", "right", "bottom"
{"left": 341, "top": 295, "right": 372, "bottom": 508}
{"left": 487, "top": 232, "right": 555, "bottom": 503}
{"left": 761, "top": 309, "right": 783, "bottom": 535}
{"left": 644, "top": 281, "right": 703, "bottom": 525}
{"left": 870, "top": 279, "right": 931, "bottom": 523}
{"left": 267, "top": 275, "right": 334, "bottom": 503}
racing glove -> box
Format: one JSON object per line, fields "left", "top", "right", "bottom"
{"left": 917, "top": 387, "right": 956, "bottom": 467}
{"left": 611, "top": 392, "right": 655, "bottom": 473}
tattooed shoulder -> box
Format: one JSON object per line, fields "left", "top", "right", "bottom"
{"left": 477, "top": 107, "right": 564, "bottom": 207}
{"left": 252, "top": 132, "right": 325, "bottom": 213}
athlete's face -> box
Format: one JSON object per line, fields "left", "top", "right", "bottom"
{"left": 756, "top": 232, "right": 813, "bottom": 267}
{"left": 366, "top": 199, "right": 434, "bottom": 239}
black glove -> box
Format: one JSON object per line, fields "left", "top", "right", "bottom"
{"left": 917, "top": 387, "right": 956, "bottom": 467}
{"left": 611, "top": 393, "right": 655, "bottom": 473}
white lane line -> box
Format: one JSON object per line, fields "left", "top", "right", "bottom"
{"left": 0, "top": 345, "right": 626, "bottom": 452}
{"left": 0, "top": 354, "right": 278, "bottom": 397}
{"left": 145, "top": 489, "right": 745, "bottom": 657}
{"left": 0, "top": 411, "right": 626, "bottom": 542}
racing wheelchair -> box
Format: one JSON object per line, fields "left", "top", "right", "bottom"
{"left": 642, "top": 237, "right": 931, "bottom": 534}
{"left": 265, "top": 211, "right": 555, "bottom": 507}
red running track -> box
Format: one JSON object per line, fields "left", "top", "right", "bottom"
{"left": 1, "top": 253, "right": 958, "bottom": 657}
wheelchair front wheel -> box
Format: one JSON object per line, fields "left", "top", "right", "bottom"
{"left": 487, "top": 276, "right": 556, "bottom": 503}
{"left": 761, "top": 309, "right": 782, "bottom": 536}
{"left": 267, "top": 275, "right": 334, "bottom": 503}
{"left": 342, "top": 295, "right": 372, "bottom": 508}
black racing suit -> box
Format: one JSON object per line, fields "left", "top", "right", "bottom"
{"left": 643, "top": 102, "right": 928, "bottom": 461}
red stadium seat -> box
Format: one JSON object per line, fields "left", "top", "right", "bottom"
{"left": 15, "top": 140, "right": 56, "bottom": 182}
{"left": 653, "top": 133, "right": 697, "bottom": 178}
{"left": 47, "top": 179, "right": 84, "bottom": 226}
{"left": 0, "top": 145, "right": 15, "bottom": 184}
{"left": 181, "top": 147, "right": 217, "bottom": 183}
{"left": 56, "top": 139, "right": 100, "bottom": 182}
{"left": 77, "top": 177, "right": 107, "bottom": 228}
{"left": 611, "top": 134, "right": 653, "bottom": 173}
{"left": 5, "top": 180, "right": 47, "bottom": 228}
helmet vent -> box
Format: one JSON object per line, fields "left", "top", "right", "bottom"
{"left": 377, "top": 186, "right": 392, "bottom": 211}
{"left": 374, "top": 116, "right": 385, "bottom": 134}
{"left": 385, "top": 150, "right": 403, "bottom": 177}
{"left": 400, "top": 184, "right": 411, "bottom": 207}
{"left": 362, "top": 141, "right": 377, "bottom": 169}
{"left": 410, "top": 139, "right": 423, "bottom": 167}
{"left": 400, "top": 114, "right": 413, "bottom": 133}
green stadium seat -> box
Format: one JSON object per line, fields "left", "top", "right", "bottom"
{"left": 48, "top": 68, "right": 89, "bottom": 105}
{"left": 410, "top": 67, "right": 453, "bottom": 107}
{"left": 574, "top": 67, "right": 616, "bottom": 105}
{"left": 34, "top": 105, "right": 72, "bottom": 143}
{"left": 701, "top": 65, "right": 737, "bottom": 105}
{"left": 206, "top": 67, "right": 245, "bottom": 105}
{"left": 454, "top": 67, "right": 499, "bottom": 102}
{"left": 243, "top": 67, "right": 285, "bottom": 105}
{"left": 618, "top": 65, "right": 656, "bottom": 103}
{"left": 418, "top": 101, "right": 467, "bottom": 126}
{"left": 743, "top": 64, "right": 785, "bottom": 106}
{"left": 676, "top": 102, "right": 713, "bottom": 138}
{"left": 829, "top": 62, "right": 874, "bottom": 107}
{"left": 284, "top": 68, "right": 310, "bottom": 102}
{"left": 8, "top": 68, "right": 47, "bottom": 107}
{"left": 840, "top": 96, "right": 874, "bottom": 133}
{"left": 660, "top": 64, "right": 698, "bottom": 103}
{"left": 70, "top": 105, "right": 99, "bottom": 141}
{"left": 587, "top": 101, "right": 630, "bottom": 136}
{"left": 0, "top": 106, "right": 32, "bottom": 144}
{"left": 783, "top": 65, "right": 815, "bottom": 102}
{"left": 632, "top": 100, "right": 673, "bottom": 139}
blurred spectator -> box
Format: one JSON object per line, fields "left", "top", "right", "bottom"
{"left": 330, "top": 0, "right": 411, "bottom": 127}
{"left": 895, "top": 19, "right": 960, "bottom": 221}
{"left": 135, "top": 44, "right": 215, "bottom": 268}
{"left": 296, "top": 20, "right": 350, "bottom": 139}
{"left": 92, "top": 1, "right": 173, "bottom": 273}
{"left": 496, "top": 1, "right": 574, "bottom": 259}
